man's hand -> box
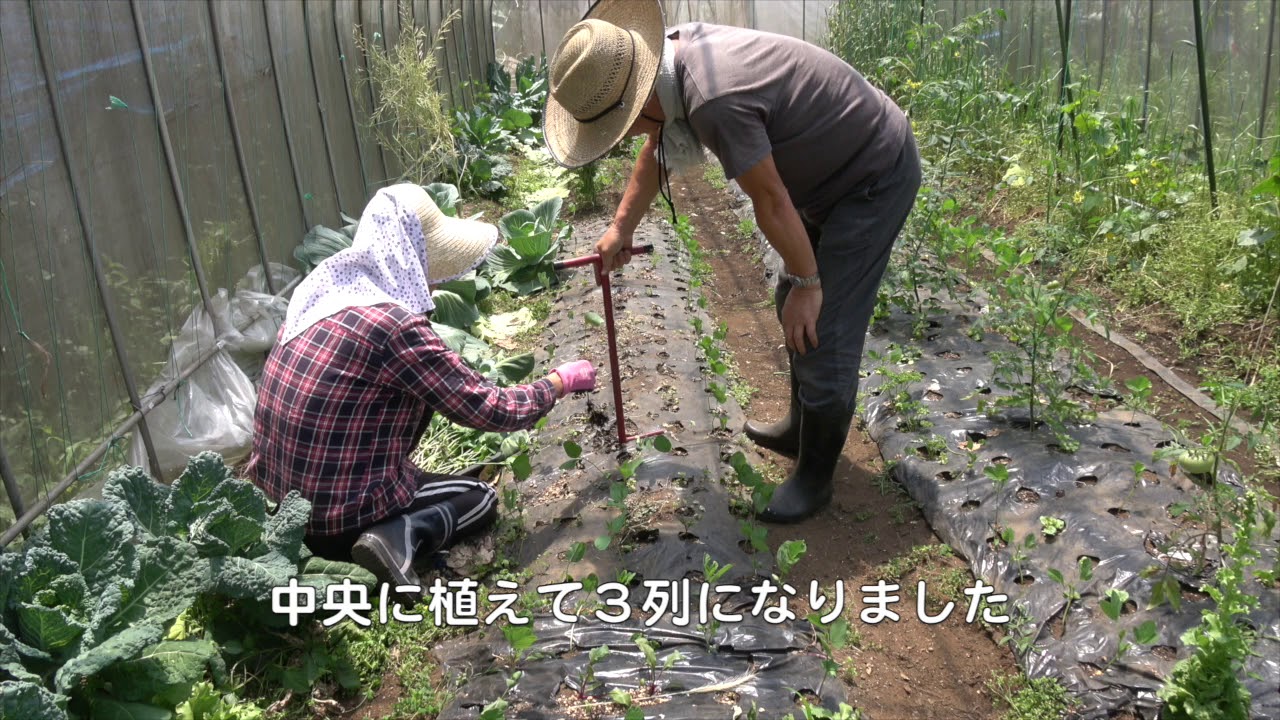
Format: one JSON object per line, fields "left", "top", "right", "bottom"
{"left": 595, "top": 224, "right": 634, "bottom": 283}
{"left": 782, "top": 286, "right": 822, "bottom": 354}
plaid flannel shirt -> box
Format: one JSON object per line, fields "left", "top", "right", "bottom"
{"left": 247, "top": 303, "right": 556, "bottom": 536}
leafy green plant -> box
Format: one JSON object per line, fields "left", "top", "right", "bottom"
{"left": 728, "top": 452, "right": 773, "bottom": 560}
{"left": 697, "top": 555, "right": 733, "bottom": 652}
{"left": 985, "top": 670, "right": 1074, "bottom": 720}
{"left": 775, "top": 540, "right": 807, "bottom": 582}
{"left": 500, "top": 625, "right": 537, "bottom": 667}
{"left": 1157, "top": 489, "right": 1275, "bottom": 720}
{"left": 572, "top": 645, "right": 610, "bottom": 700}
{"left": 1039, "top": 516, "right": 1066, "bottom": 538}
{"left": 632, "top": 634, "right": 682, "bottom": 695}
{"left": 1098, "top": 589, "right": 1157, "bottom": 665}
{"left": 1045, "top": 556, "right": 1091, "bottom": 639}
{"left": 486, "top": 197, "right": 567, "bottom": 295}
{"left": 294, "top": 215, "right": 358, "bottom": 273}
{"left": 979, "top": 239, "right": 1096, "bottom": 449}
{"left": 0, "top": 453, "right": 369, "bottom": 720}
{"left": 807, "top": 612, "right": 851, "bottom": 696}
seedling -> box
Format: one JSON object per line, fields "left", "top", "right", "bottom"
{"left": 808, "top": 612, "right": 851, "bottom": 696}
{"left": 698, "top": 555, "right": 733, "bottom": 652}
{"left": 501, "top": 625, "right": 538, "bottom": 666}
{"left": 573, "top": 645, "right": 611, "bottom": 700}
{"left": 1100, "top": 588, "right": 1158, "bottom": 665}
{"left": 1039, "top": 515, "right": 1066, "bottom": 538}
{"left": 775, "top": 540, "right": 807, "bottom": 582}
{"left": 1046, "top": 556, "right": 1092, "bottom": 638}
{"left": 633, "top": 634, "right": 683, "bottom": 695}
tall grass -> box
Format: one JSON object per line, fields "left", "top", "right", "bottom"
{"left": 358, "top": 10, "right": 458, "bottom": 184}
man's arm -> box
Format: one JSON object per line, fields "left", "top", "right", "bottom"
{"left": 735, "top": 153, "right": 822, "bottom": 354}
{"left": 596, "top": 134, "right": 662, "bottom": 276}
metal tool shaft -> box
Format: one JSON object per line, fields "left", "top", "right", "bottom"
{"left": 552, "top": 244, "right": 654, "bottom": 444}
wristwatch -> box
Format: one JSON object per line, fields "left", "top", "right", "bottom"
{"left": 786, "top": 271, "right": 822, "bottom": 289}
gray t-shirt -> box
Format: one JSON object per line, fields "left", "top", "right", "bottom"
{"left": 671, "top": 22, "right": 909, "bottom": 224}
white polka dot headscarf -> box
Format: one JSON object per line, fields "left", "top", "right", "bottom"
{"left": 280, "top": 184, "right": 498, "bottom": 343}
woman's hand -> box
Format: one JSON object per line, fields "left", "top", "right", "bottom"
{"left": 782, "top": 286, "right": 822, "bottom": 354}
{"left": 550, "top": 360, "right": 597, "bottom": 397}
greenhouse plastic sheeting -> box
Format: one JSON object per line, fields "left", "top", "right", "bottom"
{"left": 128, "top": 265, "right": 295, "bottom": 480}
{"left": 431, "top": 217, "right": 850, "bottom": 718}
{"left": 859, "top": 292, "right": 1280, "bottom": 720}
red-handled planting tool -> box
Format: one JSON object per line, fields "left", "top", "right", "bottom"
{"left": 553, "top": 244, "right": 664, "bottom": 446}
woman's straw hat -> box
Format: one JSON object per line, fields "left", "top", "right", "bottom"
{"left": 397, "top": 184, "right": 498, "bottom": 283}
{"left": 543, "top": 0, "right": 665, "bottom": 169}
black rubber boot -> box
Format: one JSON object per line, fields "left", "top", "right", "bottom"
{"left": 351, "top": 505, "right": 450, "bottom": 591}
{"left": 758, "top": 406, "right": 853, "bottom": 523}
{"left": 744, "top": 366, "right": 801, "bottom": 458}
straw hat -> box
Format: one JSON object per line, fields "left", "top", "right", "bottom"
{"left": 397, "top": 184, "right": 498, "bottom": 283}
{"left": 544, "top": 0, "right": 665, "bottom": 169}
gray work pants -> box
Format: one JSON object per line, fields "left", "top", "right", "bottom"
{"left": 776, "top": 129, "right": 922, "bottom": 415}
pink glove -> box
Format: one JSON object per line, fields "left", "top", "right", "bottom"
{"left": 552, "top": 360, "right": 596, "bottom": 393}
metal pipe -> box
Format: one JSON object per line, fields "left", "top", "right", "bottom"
{"left": 208, "top": 0, "right": 275, "bottom": 295}
{"left": 28, "top": 0, "right": 164, "bottom": 480}
{"left": 0, "top": 341, "right": 224, "bottom": 548}
{"left": 1191, "top": 0, "right": 1218, "bottom": 208}
{"left": 262, "top": 0, "right": 313, "bottom": 231}
{"left": 0, "top": 272, "right": 304, "bottom": 548}
{"left": 130, "top": 0, "right": 216, "bottom": 324}
{"left": 302, "top": 0, "right": 346, "bottom": 214}
{"left": 0, "top": 441, "right": 29, "bottom": 538}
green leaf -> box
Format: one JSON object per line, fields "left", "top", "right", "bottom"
{"left": 430, "top": 289, "right": 481, "bottom": 330}
{"left": 1078, "top": 556, "right": 1094, "bottom": 582}
{"left": 1124, "top": 376, "right": 1152, "bottom": 394}
{"left": 91, "top": 698, "right": 173, "bottom": 720}
{"left": 188, "top": 499, "right": 263, "bottom": 557}
{"left": 100, "top": 639, "right": 223, "bottom": 706}
{"left": 531, "top": 196, "right": 563, "bottom": 231}
{"left": 492, "top": 353, "right": 535, "bottom": 384}
{"left": 107, "top": 95, "right": 129, "bottom": 110}
{"left": 624, "top": 708, "right": 645, "bottom": 720}
{"left": 106, "top": 537, "right": 209, "bottom": 634}
{"left": 1133, "top": 620, "right": 1158, "bottom": 645}
{"left": 165, "top": 453, "right": 233, "bottom": 533}
{"left": 652, "top": 435, "right": 672, "bottom": 453}
{"left": 567, "top": 542, "right": 587, "bottom": 563}
{"left": 1047, "top": 568, "right": 1065, "bottom": 585}
{"left": 775, "top": 540, "right": 807, "bottom": 577}
{"left": 609, "top": 688, "right": 632, "bottom": 707}
{"left": 54, "top": 621, "right": 165, "bottom": 693}
{"left": 296, "top": 557, "right": 378, "bottom": 594}
{"left": 594, "top": 535, "right": 612, "bottom": 551}
{"left": 1100, "top": 588, "right": 1128, "bottom": 621}
{"left": 46, "top": 499, "right": 136, "bottom": 597}
{"left": 563, "top": 441, "right": 582, "bottom": 459}
{"left": 828, "top": 617, "right": 849, "bottom": 650}
{"left": 14, "top": 602, "right": 88, "bottom": 656}
{"left": 502, "top": 624, "right": 537, "bottom": 660}
{"left": 510, "top": 453, "right": 533, "bottom": 481}
{"left": 588, "top": 645, "right": 610, "bottom": 663}
{"left": 210, "top": 552, "right": 297, "bottom": 602}
{"left": 477, "top": 698, "right": 509, "bottom": 720}
{"left": 0, "top": 681, "right": 69, "bottom": 720}
{"left": 263, "top": 492, "right": 312, "bottom": 564}
{"left": 425, "top": 183, "right": 461, "bottom": 217}
{"left": 584, "top": 311, "right": 605, "bottom": 327}
{"left": 497, "top": 210, "right": 537, "bottom": 240}
{"left": 104, "top": 466, "right": 172, "bottom": 537}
